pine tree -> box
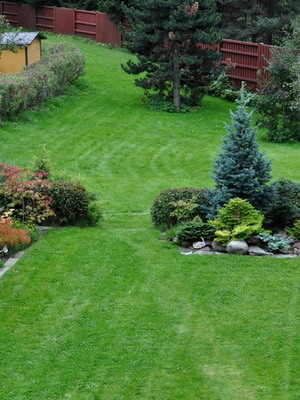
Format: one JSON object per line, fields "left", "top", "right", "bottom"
{"left": 122, "top": 0, "right": 221, "bottom": 110}
{"left": 217, "top": 0, "right": 300, "bottom": 45}
{"left": 205, "top": 86, "right": 272, "bottom": 219}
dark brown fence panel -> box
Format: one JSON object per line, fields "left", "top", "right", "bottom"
{"left": 54, "top": 7, "right": 74, "bottom": 35}
{"left": 75, "top": 9, "right": 96, "bottom": 40}
{"left": 1, "top": 1, "right": 19, "bottom": 26}
{"left": 19, "top": 3, "right": 36, "bottom": 30}
{"left": 96, "top": 12, "right": 121, "bottom": 46}
{"left": 220, "top": 40, "right": 260, "bottom": 90}
{"left": 36, "top": 6, "right": 54, "bottom": 31}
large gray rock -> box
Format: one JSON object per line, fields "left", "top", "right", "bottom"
{"left": 293, "top": 242, "right": 300, "bottom": 250}
{"left": 226, "top": 240, "right": 249, "bottom": 255}
{"left": 248, "top": 245, "right": 272, "bottom": 256}
{"left": 212, "top": 241, "right": 227, "bottom": 253}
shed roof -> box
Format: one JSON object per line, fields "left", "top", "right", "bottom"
{"left": 0, "top": 32, "right": 47, "bottom": 46}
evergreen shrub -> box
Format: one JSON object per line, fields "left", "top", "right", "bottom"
{"left": 205, "top": 87, "right": 272, "bottom": 219}
{"left": 151, "top": 188, "right": 207, "bottom": 230}
{"left": 287, "top": 219, "right": 300, "bottom": 241}
{"left": 212, "top": 198, "right": 264, "bottom": 245}
{"left": 0, "top": 43, "right": 84, "bottom": 121}
{"left": 256, "top": 232, "right": 291, "bottom": 253}
{"left": 177, "top": 221, "right": 216, "bottom": 242}
{"left": 264, "top": 179, "right": 300, "bottom": 229}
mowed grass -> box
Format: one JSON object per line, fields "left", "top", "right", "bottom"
{"left": 0, "top": 34, "right": 300, "bottom": 400}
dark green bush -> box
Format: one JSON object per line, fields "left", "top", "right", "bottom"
{"left": 151, "top": 187, "right": 207, "bottom": 230}
{"left": 207, "top": 70, "right": 239, "bottom": 102}
{"left": 177, "top": 221, "right": 216, "bottom": 242}
{"left": 48, "top": 181, "right": 101, "bottom": 226}
{"left": 264, "top": 179, "right": 300, "bottom": 229}
{"left": 0, "top": 43, "right": 84, "bottom": 121}
{"left": 287, "top": 219, "right": 300, "bottom": 241}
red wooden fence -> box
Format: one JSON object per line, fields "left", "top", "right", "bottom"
{"left": 0, "top": 2, "right": 272, "bottom": 89}
{"left": 0, "top": 2, "right": 122, "bottom": 46}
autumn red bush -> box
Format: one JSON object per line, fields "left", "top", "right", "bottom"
{"left": 0, "top": 217, "right": 31, "bottom": 252}
{"left": 0, "top": 163, "right": 54, "bottom": 223}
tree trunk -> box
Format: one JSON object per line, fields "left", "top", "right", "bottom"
{"left": 173, "top": 75, "right": 180, "bottom": 110}
{"left": 173, "top": 58, "right": 180, "bottom": 110}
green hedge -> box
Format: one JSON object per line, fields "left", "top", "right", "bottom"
{"left": 0, "top": 42, "right": 84, "bottom": 120}
{"left": 151, "top": 187, "right": 207, "bottom": 231}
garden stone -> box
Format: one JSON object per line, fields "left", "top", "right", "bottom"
{"left": 212, "top": 241, "right": 227, "bottom": 253}
{"left": 195, "top": 246, "right": 212, "bottom": 254}
{"left": 293, "top": 248, "right": 300, "bottom": 256}
{"left": 226, "top": 240, "right": 248, "bottom": 255}
{"left": 193, "top": 239, "right": 206, "bottom": 250}
{"left": 293, "top": 242, "right": 300, "bottom": 250}
{"left": 274, "top": 254, "right": 298, "bottom": 258}
{"left": 180, "top": 247, "right": 193, "bottom": 255}
{"left": 248, "top": 246, "right": 272, "bottom": 256}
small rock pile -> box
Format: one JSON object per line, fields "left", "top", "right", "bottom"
{"left": 180, "top": 238, "right": 300, "bottom": 258}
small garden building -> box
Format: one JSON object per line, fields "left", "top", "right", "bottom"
{"left": 0, "top": 32, "right": 46, "bottom": 73}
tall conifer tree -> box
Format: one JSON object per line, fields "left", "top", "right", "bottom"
{"left": 205, "top": 87, "right": 272, "bottom": 219}
{"left": 217, "top": 0, "right": 300, "bottom": 45}
{"left": 122, "top": 0, "right": 221, "bottom": 110}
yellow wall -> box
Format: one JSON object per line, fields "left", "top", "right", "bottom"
{"left": 27, "top": 38, "right": 41, "bottom": 65}
{"left": 0, "top": 38, "right": 42, "bottom": 74}
{"left": 0, "top": 47, "right": 26, "bottom": 73}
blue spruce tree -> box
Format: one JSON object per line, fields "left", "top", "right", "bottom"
{"left": 206, "top": 87, "right": 273, "bottom": 219}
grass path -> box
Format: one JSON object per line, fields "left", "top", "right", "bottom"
{"left": 0, "top": 35, "right": 300, "bottom": 399}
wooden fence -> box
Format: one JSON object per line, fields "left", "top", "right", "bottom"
{"left": 0, "top": 2, "right": 272, "bottom": 90}
{"left": 0, "top": 2, "right": 121, "bottom": 46}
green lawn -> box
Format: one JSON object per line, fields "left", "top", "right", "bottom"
{"left": 0, "top": 34, "right": 300, "bottom": 400}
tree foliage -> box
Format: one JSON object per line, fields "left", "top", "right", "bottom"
{"left": 121, "top": 0, "right": 221, "bottom": 110}
{"left": 0, "top": 16, "right": 22, "bottom": 55}
{"left": 216, "top": 0, "right": 300, "bottom": 45}
{"left": 205, "top": 87, "right": 272, "bottom": 219}
{"left": 256, "top": 20, "right": 300, "bottom": 142}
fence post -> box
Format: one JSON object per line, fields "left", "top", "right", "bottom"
{"left": 0, "top": 2, "right": 3, "bottom": 15}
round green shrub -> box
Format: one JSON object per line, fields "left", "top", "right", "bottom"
{"left": 151, "top": 187, "right": 208, "bottom": 230}
{"left": 177, "top": 221, "right": 216, "bottom": 242}
{"left": 265, "top": 179, "right": 300, "bottom": 229}
{"left": 48, "top": 181, "right": 101, "bottom": 226}
{"left": 212, "top": 197, "right": 264, "bottom": 245}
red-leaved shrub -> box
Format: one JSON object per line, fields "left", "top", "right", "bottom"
{"left": 0, "top": 217, "right": 31, "bottom": 251}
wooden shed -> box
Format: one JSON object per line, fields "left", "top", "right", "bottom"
{"left": 0, "top": 32, "right": 47, "bottom": 74}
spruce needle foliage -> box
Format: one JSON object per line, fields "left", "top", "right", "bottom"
{"left": 205, "top": 86, "right": 272, "bottom": 219}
